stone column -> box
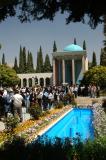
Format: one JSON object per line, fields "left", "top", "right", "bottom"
{"left": 38, "top": 79, "right": 40, "bottom": 85}
{"left": 53, "top": 58, "right": 56, "bottom": 86}
{"left": 44, "top": 78, "right": 46, "bottom": 87}
{"left": 26, "top": 79, "right": 29, "bottom": 87}
{"left": 21, "top": 79, "right": 23, "bottom": 88}
{"left": 85, "top": 56, "right": 88, "bottom": 71}
{"left": 62, "top": 59, "right": 65, "bottom": 84}
{"left": 32, "top": 78, "right": 35, "bottom": 86}
{"left": 82, "top": 56, "right": 85, "bottom": 73}
{"left": 72, "top": 59, "right": 75, "bottom": 84}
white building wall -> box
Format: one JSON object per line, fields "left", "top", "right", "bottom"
{"left": 17, "top": 73, "right": 53, "bottom": 87}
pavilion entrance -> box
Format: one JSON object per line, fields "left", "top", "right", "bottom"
{"left": 52, "top": 44, "right": 88, "bottom": 86}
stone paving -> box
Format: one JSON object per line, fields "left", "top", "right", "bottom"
{"left": 76, "top": 96, "right": 106, "bottom": 107}
{"left": 76, "top": 97, "right": 93, "bottom": 107}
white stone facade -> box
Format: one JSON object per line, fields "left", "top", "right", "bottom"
{"left": 17, "top": 73, "right": 52, "bottom": 88}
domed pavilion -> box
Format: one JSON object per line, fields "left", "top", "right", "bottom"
{"left": 52, "top": 43, "right": 88, "bottom": 85}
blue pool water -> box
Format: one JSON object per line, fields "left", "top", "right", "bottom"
{"left": 43, "top": 108, "right": 94, "bottom": 141}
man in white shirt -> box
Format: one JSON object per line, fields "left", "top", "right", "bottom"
{"left": 12, "top": 90, "right": 23, "bottom": 121}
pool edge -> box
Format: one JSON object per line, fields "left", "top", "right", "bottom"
{"left": 37, "top": 108, "right": 73, "bottom": 137}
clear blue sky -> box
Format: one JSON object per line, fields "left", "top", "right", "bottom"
{"left": 0, "top": 14, "right": 104, "bottom": 67}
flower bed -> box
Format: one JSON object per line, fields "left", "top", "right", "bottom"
{"left": 22, "top": 106, "right": 71, "bottom": 143}
{"left": 0, "top": 105, "right": 71, "bottom": 144}
{"left": 93, "top": 103, "right": 106, "bottom": 137}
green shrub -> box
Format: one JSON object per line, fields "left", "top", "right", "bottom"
{"left": 70, "top": 94, "right": 77, "bottom": 106}
{"left": 63, "top": 94, "right": 69, "bottom": 101}
{"left": 102, "top": 99, "right": 106, "bottom": 113}
{"left": 29, "top": 103, "right": 42, "bottom": 119}
{"left": 5, "top": 114, "right": 20, "bottom": 132}
{"left": 71, "top": 101, "right": 77, "bottom": 106}
{"left": 63, "top": 92, "right": 75, "bottom": 105}
{"left": 55, "top": 101, "right": 64, "bottom": 109}
{"left": 102, "top": 99, "right": 106, "bottom": 108}
{"left": 0, "top": 136, "right": 106, "bottom": 160}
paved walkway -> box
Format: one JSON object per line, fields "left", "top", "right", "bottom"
{"left": 76, "top": 96, "right": 106, "bottom": 107}
{"left": 76, "top": 97, "right": 92, "bottom": 106}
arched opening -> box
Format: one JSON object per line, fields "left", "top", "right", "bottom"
{"left": 46, "top": 77, "right": 50, "bottom": 86}
{"left": 23, "top": 78, "right": 27, "bottom": 87}
{"left": 18, "top": 79, "right": 21, "bottom": 87}
{"left": 29, "top": 78, "right": 32, "bottom": 87}
{"left": 40, "top": 78, "right": 44, "bottom": 86}
{"left": 35, "top": 77, "right": 38, "bottom": 85}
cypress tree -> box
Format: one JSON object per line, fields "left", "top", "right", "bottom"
{"left": 44, "top": 54, "right": 52, "bottom": 72}
{"left": 13, "top": 57, "right": 19, "bottom": 73}
{"left": 26, "top": 51, "right": 30, "bottom": 72}
{"left": 83, "top": 40, "right": 86, "bottom": 50}
{"left": 0, "top": 44, "right": 2, "bottom": 50}
{"left": 91, "top": 51, "right": 97, "bottom": 67}
{"left": 88, "top": 61, "right": 92, "bottom": 69}
{"left": 101, "top": 16, "right": 106, "bottom": 66}
{"left": 2, "top": 53, "right": 6, "bottom": 65}
{"left": 22, "top": 47, "right": 27, "bottom": 73}
{"left": 100, "top": 48, "right": 103, "bottom": 65}
{"left": 74, "top": 38, "right": 77, "bottom": 45}
{"left": 53, "top": 41, "right": 57, "bottom": 52}
{"left": 30, "top": 52, "right": 34, "bottom": 72}
{"left": 27, "top": 52, "right": 34, "bottom": 73}
{"left": 36, "top": 51, "right": 38, "bottom": 72}
{"left": 36, "top": 46, "right": 44, "bottom": 72}
{"left": 100, "top": 48, "right": 106, "bottom": 66}
{"left": 103, "top": 15, "right": 106, "bottom": 50}
{"left": 19, "top": 46, "right": 24, "bottom": 73}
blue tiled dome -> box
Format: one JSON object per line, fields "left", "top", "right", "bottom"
{"left": 64, "top": 44, "right": 83, "bottom": 52}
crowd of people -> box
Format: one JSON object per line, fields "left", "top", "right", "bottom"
{"left": 0, "top": 84, "right": 100, "bottom": 121}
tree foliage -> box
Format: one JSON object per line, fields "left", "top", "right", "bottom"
{"left": 0, "top": 64, "right": 20, "bottom": 87}
{"left": 100, "top": 48, "right": 106, "bottom": 66}
{"left": 0, "top": 136, "right": 106, "bottom": 160}
{"left": 18, "top": 46, "right": 34, "bottom": 73}
{"left": 36, "top": 46, "right": 44, "bottom": 73}
{"left": 27, "top": 51, "right": 34, "bottom": 73}
{"left": 91, "top": 51, "right": 97, "bottom": 67}
{"left": 103, "top": 15, "right": 106, "bottom": 49}
{"left": 83, "top": 40, "right": 86, "bottom": 50}
{"left": 0, "top": 44, "right": 2, "bottom": 49}
{"left": 2, "top": 53, "right": 6, "bottom": 65}
{"left": 13, "top": 57, "right": 19, "bottom": 73}
{"left": 6, "top": 114, "right": 20, "bottom": 132}
{"left": 53, "top": 41, "right": 57, "bottom": 52}
{"left": 29, "top": 103, "right": 42, "bottom": 120}
{"left": 19, "top": 46, "right": 24, "bottom": 73}
{"left": 22, "top": 47, "right": 27, "bottom": 73}
{"left": 82, "top": 66, "right": 106, "bottom": 87}
{"left": 44, "top": 54, "right": 52, "bottom": 72}
{"left": 74, "top": 38, "right": 77, "bottom": 45}
{"left": 0, "top": 0, "right": 105, "bottom": 28}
